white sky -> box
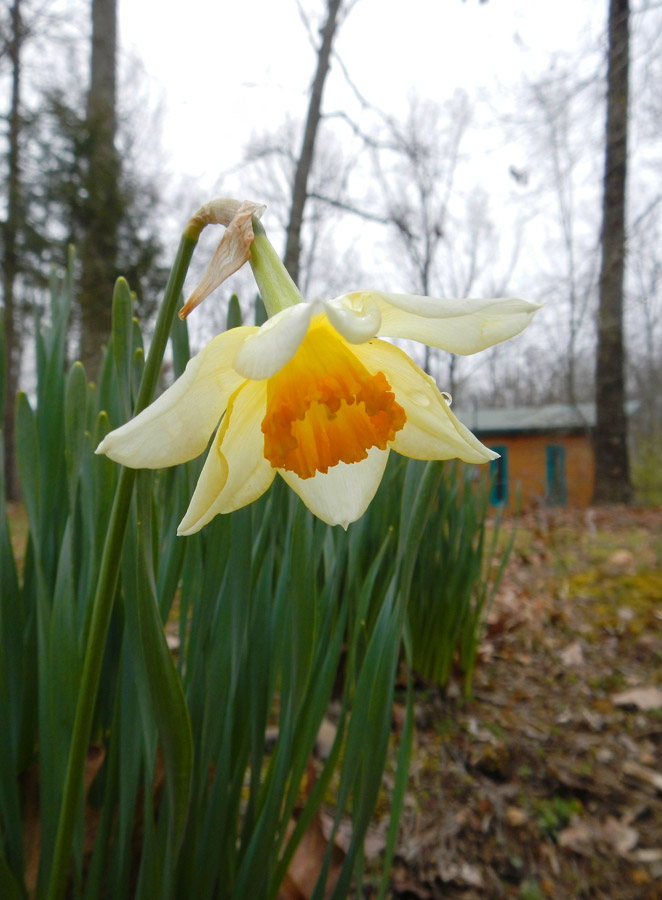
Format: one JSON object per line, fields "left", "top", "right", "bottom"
{"left": 119, "top": 0, "right": 603, "bottom": 189}
{"left": 117, "top": 0, "right": 637, "bottom": 368}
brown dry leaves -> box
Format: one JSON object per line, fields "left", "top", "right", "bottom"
{"left": 370, "top": 507, "right": 662, "bottom": 899}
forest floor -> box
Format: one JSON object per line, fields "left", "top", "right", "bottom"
{"left": 362, "top": 507, "right": 662, "bottom": 900}
{"left": 7, "top": 503, "right": 662, "bottom": 898}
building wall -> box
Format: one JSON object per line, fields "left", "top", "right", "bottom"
{"left": 479, "top": 431, "right": 595, "bottom": 510}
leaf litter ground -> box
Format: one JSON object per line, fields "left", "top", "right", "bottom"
{"left": 363, "top": 508, "right": 662, "bottom": 900}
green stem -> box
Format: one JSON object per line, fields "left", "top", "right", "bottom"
{"left": 249, "top": 218, "right": 304, "bottom": 317}
{"left": 46, "top": 230, "right": 199, "bottom": 900}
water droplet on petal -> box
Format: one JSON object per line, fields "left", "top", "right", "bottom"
{"left": 411, "top": 391, "right": 431, "bottom": 407}
{"left": 441, "top": 392, "right": 452, "bottom": 406}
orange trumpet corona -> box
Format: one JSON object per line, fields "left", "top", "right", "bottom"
{"left": 262, "top": 319, "right": 406, "bottom": 479}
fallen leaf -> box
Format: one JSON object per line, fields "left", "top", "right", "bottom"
{"left": 607, "top": 549, "right": 634, "bottom": 569}
{"left": 632, "top": 848, "right": 662, "bottom": 863}
{"left": 505, "top": 806, "right": 528, "bottom": 827}
{"left": 279, "top": 813, "right": 344, "bottom": 899}
{"left": 558, "top": 815, "right": 595, "bottom": 856}
{"left": 314, "top": 718, "right": 337, "bottom": 761}
{"left": 581, "top": 708, "right": 605, "bottom": 731}
{"left": 320, "top": 812, "right": 386, "bottom": 862}
{"left": 438, "top": 860, "right": 483, "bottom": 887}
{"left": 622, "top": 761, "right": 662, "bottom": 794}
{"left": 466, "top": 717, "right": 499, "bottom": 744}
{"left": 612, "top": 685, "right": 662, "bottom": 711}
{"left": 603, "top": 816, "right": 638, "bottom": 855}
{"left": 559, "top": 640, "right": 584, "bottom": 667}
{"left": 165, "top": 630, "right": 180, "bottom": 653}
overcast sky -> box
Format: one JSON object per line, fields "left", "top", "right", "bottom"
{"left": 119, "top": 0, "right": 604, "bottom": 190}
{"left": 113, "top": 0, "right": 618, "bottom": 360}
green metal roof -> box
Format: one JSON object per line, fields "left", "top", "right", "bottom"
{"left": 454, "top": 402, "right": 595, "bottom": 434}
{"left": 454, "top": 401, "right": 639, "bottom": 434}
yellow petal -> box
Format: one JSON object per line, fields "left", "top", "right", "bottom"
{"left": 177, "top": 380, "right": 274, "bottom": 534}
{"left": 344, "top": 291, "right": 540, "bottom": 354}
{"left": 349, "top": 339, "right": 497, "bottom": 464}
{"left": 96, "top": 326, "right": 256, "bottom": 468}
{"left": 280, "top": 446, "right": 389, "bottom": 529}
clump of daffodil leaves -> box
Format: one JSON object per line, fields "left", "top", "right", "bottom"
{"left": 97, "top": 199, "right": 540, "bottom": 530}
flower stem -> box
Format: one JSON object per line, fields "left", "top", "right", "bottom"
{"left": 249, "top": 217, "right": 304, "bottom": 317}
{"left": 46, "top": 230, "right": 199, "bottom": 900}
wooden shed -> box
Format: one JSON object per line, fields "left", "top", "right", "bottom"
{"left": 454, "top": 403, "right": 598, "bottom": 510}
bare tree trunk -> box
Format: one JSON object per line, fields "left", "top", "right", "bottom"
{"left": 79, "top": 0, "right": 120, "bottom": 379}
{"left": 593, "top": 0, "right": 631, "bottom": 504}
{"left": 283, "top": 0, "right": 344, "bottom": 284}
{"left": 2, "top": 0, "right": 24, "bottom": 501}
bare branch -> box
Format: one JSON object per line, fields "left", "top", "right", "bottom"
{"left": 307, "top": 191, "right": 389, "bottom": 224}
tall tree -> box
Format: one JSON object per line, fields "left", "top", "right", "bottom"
{"left": 593, "top": 0, "right": 631, "bottom": 503}
{"left": 283, "top": 0, "right": 345, "bottom": 284}
{"left": 2, "top": 0, "right": 25, "bottom": 500}
{"left": 79, "top": 0, "right": 121, "bottom": 378}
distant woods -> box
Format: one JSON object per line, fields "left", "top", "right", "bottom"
{"left": 2, "top": 0, "right": 661, "bottom": 504}
{"left": 1, "top": 0, "right": 165, "bottom": 497}
{"left": 244, "top": 0, "right": 660, "bottom": 504}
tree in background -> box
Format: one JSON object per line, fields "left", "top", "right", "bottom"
{"left": 78, "top": 0, "right": 121, "bottom": 379}
{"left": 625, "top": 204, "right": 662, "bottom": 502}
{"left": 33, "top": 85, "right": 165, "bottom": 324}
{"left": 0, "top": 0, "right": 49, "bottom": 497}
{"left": 593, "top": 0, "right": 632, "bottom": 503}
{"left": 283, "top": 0, "right": 346, "bottom": 284}
{"left": 1, "top": 0, "right": 165, "bottom": 496}
{"left": 1, "top": 0, "right": 26, "bottom": 500}
{"left": 244, "top": 118, "right": 366, "bottom": 300}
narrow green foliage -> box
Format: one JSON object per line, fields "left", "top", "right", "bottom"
{"left": 0, "top": 318, "right": 6, "bottom": 422}
{"left": 226, "top": 293, "right": 242, "bottom": 329}
{"left": 111, "top": 278, "right": 135, "bottom": 418}
{"left": 405, "top": 462, "right": 513, "bottom": 695}
{"left": 1, "top": 266, "right": 505, "bottom": 900}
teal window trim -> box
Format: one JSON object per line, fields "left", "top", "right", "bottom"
{"left": 546, "top": 444, "right": 567, "bottom": 506}
{"left": 489, "top": 445, "right": 509, "bottom": 506}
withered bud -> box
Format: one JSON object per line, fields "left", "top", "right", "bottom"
{"left": 179, "top": 199, "right": 266, "bottom": 320}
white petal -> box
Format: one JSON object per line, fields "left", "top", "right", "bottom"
{"left": 280, "top": 447, "right": 389, "bottom": 529}
{"left": 177, "top": 380, "right": 275, "bottom": 534}
{"left": 346, "top": 291, "right": 540, "bottom": 355}
{"left": 350, "top": 339, "right": 497, "bottom": 464}
{"left": 323, "top": 293, "right": 381, "bottom": 343}
{"left": 233, "top": 302, "right": 314, "bottom": 379}
{"left": 96, "top": 326, "right": 256, "bottom": 468}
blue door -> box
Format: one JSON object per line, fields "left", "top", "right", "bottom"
{"left": 546, "top": 444, "right": 567, "bottom": 506}
{"left": 490, "top": 446, "right": 509, "bottom": 506}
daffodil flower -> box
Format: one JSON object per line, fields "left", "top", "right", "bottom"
{"left": 97, "top": 202, "right": 539, "bottom": 530}
{"left": 97, "top": 294, "right": 539, "bottom": 530}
